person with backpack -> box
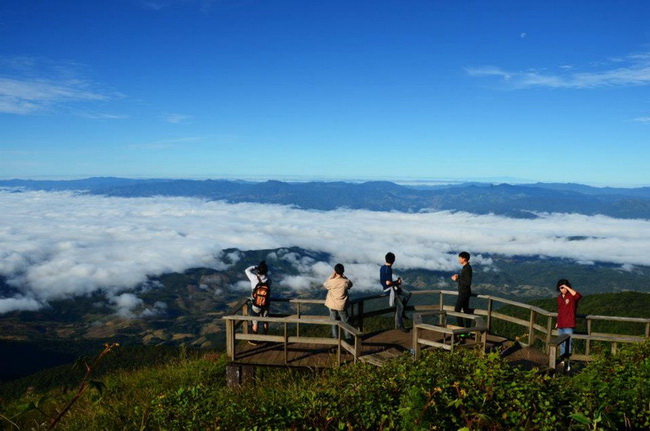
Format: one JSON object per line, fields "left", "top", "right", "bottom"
{"left": 324, "top": 263, "right": 353, "bottom": 340}
{"left": 245, "top": 261, "right": 271, "bottom": 343}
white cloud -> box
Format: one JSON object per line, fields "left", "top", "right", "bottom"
{"left": 0, "top": 57, "right": 117, "bottom": 115}
{"left": 0, "top": 296, "right": 42, "bottom": 313}
{"left": 0, "top": 77, "right": 109, "bottom": 114}
{"left": 165, "top": 113, "right": 192, "bottom": 124}
{"left": 126, "top": 137, "right": 204, "bottom": 150}
{"left": 109, "top": 292, "right": 144, "bottom": 318}
{"left": 632, "top": 117, "right": 650, "bottom": 123}
{"left": 139, "top": 301, "right": 167, "bottom": 318}
{"left": 468, "top": 51, "right": 650, "bottom": 89}
{"left": 79, "top": 112, "right": 128, "bottom": 120}
{"left": 2, "top": 190, "right": 650, "bottom": 313}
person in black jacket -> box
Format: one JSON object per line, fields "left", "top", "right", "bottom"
{"left": 451, "top": 251, "right": 472, "bottom": 328}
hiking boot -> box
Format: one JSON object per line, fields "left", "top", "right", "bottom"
{"left": 397, "top": 326, "right": 409, "bottom": 333}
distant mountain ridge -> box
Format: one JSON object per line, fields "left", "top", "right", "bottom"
{"left": 2, "top": 177, "right": 650, "bottom": 219}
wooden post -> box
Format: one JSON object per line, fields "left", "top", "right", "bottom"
{"left": 548, "top": 344, "right": 558, "bottom": 370}
{"left": 645, "top": 322, "right": 649, "bottom": 339}
{"left": 337, "top": 329, "right": 342, "bottom": 367}
{"left": 545, "top": 316, "right": 553, "bottom": 353}
{"left": 296, "top": 303, "right": 301, "bottom": 338}
{"left": 242, "top": 304, "right": 249, "bottom": 335}
{"left": 480, "top": 330, "right": 487, "bottom": 354}
{"left": 283, "top": 322, "right": 288, "bottom": 364}
{"left": 528, "top": 310, "right": 536, "bottom": 346}
{"left": 354, "top": 334, "right": 360, "bottom": 363}
{"left": 439, "top": 291, "right": 444, "bottom": 311}
{"left": 226, "top": 364, "right": 256, "bottom": 388}
{"left": 226, "top": 318, "right": 233, "bottom": 359}
{"left": 486, "top": 298, "right": 493, "bottom": 333}
{"left": 611, "top": 342, "right": 617, "bottom": 355}
{"left": 413, "top": 325, "right": 419, "bottom": 361}
{"left": 358, "top": 301, "right": 364, "bottom": 332}
{"left": 586, "top": 319, "right": 592, "bottom": 356}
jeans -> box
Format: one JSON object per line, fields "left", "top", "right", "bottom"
{"left": 394, "top": 288, "right": 412, "bottom": 329}
{"left": 329, "top": 308, "right": 351, "bottom": 339}
{"left": 558, "top": 327, "right": 574, "bottom": 356}
{"left": 454, "top": 288, "right": 472, "bottom": 327}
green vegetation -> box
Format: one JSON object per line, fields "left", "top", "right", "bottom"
{"left": 0, "top": 345, "right": 202, "bottom": 401}
{"left": 1, "top": 342, "right": 649, "bottom": 430}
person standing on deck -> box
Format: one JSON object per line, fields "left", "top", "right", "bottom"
{"left": 244, "top": 261, "right": 271, "bottom": 344}
{"left": 380, "top": 252, "right": 411, "bottom": 333}
{"left": 324, "top": 263, "right": 353, "bottom": 341}
{"left": 556, "top": 278, "right": 582, "bottom": 368}
{"left": 451, "top": 251, "right": 472, "bottom": 329}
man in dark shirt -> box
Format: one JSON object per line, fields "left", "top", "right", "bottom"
{"left": 380, "top": 252, "right": 411, "bottom": 332}
{"left": 451, "top": 251, "right": 472, "bottom": 328}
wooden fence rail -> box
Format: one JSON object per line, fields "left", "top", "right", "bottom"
{"left": 224, "top": 290, "right": 650, "bottom": 366}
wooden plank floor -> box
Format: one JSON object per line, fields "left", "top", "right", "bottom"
{"left": 231, "top": 328, "right": 513, "bottom": 368}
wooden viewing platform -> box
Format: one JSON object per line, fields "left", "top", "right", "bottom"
{"left": 223, "top": 290, "right": 650, "bottom": 384}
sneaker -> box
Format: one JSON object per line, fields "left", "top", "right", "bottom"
{"left": 248, "top": 340, "right": 258, "bottom": 346}
{"left": 397, "top": 326, "right": 409, "bottom": 333}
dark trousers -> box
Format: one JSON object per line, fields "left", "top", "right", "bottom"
{"left": 395, "top": 288, "right": 412, "bottom": 328}
{"left": 454, "top": 288, "right": 472, "bottom": 327}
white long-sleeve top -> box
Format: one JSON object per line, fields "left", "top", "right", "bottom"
{"left": 245, "top": 265, "right": 271, "bottom": 292}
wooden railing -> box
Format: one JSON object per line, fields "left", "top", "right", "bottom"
{"left": 223, "top": 290, "right": 650, "bottom": 366}
{"left": 412, "top": 311, "right": 488, "bottom": 359}
{"left": 224, "top": 314, "right": 362, "bottom": 366}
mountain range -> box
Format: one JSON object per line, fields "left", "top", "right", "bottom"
{"left": 2, "top": 177, "right": 650, "bottom": 219}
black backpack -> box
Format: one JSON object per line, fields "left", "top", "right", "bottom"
{"left": 252, "top": 277, "right": 270, "bottom": 308}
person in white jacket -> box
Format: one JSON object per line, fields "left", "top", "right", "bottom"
{"left": 244, "top": 261, "right": 271, "bottom": 341}
{"left": 324, "top": 263, "right": 353, "bottom": 340}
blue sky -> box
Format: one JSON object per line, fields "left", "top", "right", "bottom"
{"left": 1, "top": 1, "right": 649, "bottom": 186}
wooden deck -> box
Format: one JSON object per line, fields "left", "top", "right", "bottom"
{"left": 224, "top": 290, "right": 650, "bottom": 377}
{"left": 231, "top": 327, "right": 510, "bottom": 368}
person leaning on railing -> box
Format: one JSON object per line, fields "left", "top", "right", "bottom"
{"left": 380, "top": 252, "right": 411, "bottom": 333}
{"left": 244, "top": 261, "right": 271, "bottom": 344}
{"left": 324, "top": 263, "right": 353, "bottom": 341}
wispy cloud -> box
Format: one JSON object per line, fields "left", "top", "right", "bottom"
{"left": 139, "top": 0, "right": 247, "bottom": 13}
{"left": 165, "top": 113, "right": 192, "bottom": 124}
{"left": 0, "top": 77, "right": 109, "bottom": 114}
{"left": 126, "top": 136, "right": 204, "bottom": 150}
{"left": 0, "top": 57, "right": 117, "bottom": 115}
{"left": 2, "top": 190, "right": 650, "bottom": 313}
{"left": 79, "top": 112, "right": 128, "bottom": 120}
{"left": 467, "top": 52, "right": 650, "bottom": 89}
{"left": 632, "top": 117, "right": 650, "bottom": 123}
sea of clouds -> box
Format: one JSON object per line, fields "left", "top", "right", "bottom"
{"left": 1, "top": 189, "right": 649, "bottom": 314}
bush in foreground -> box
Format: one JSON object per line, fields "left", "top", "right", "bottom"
{"left": 3, "top": 341, "right": 649, "bottom": 430}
